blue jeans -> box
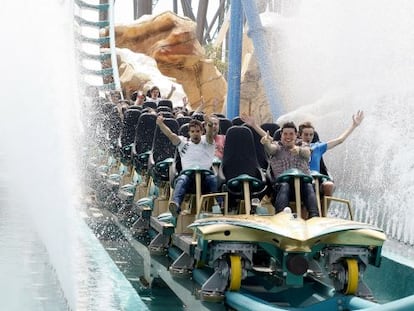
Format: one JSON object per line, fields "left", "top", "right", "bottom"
{"left": 273, "top": 181, "right": 319, "bottom": 217}
{"left": 171, "top": 173, "right": 218, "bottom": 209}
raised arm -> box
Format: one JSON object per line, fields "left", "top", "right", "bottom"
{"left": 260, "top": 130, "right": 278, "bottom": 154}
{"left": 327, "top": 110, "right": 364, "bottom": 150}
{"left": 204, "top": 114, "right": 215, "bottom": 144}
{"left": 194, "top": 96, "right": 207, "bottom": 114}
{"left": 165, "top": 84, "right": 176, "bottom": 99}
{"left": 240, "top": 113, "right": 268, "bottom": 138}
{"left": 156, "top": 115, "right": 181, "bottom": 145}
{"left": 182, "top": 96, "right": 188, "bottom": 109}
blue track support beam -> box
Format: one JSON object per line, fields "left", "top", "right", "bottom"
{"left": 241, "top": 0, "right": 284, "bottom": 119}
{"left": 226, "top": 0, "right": 243, "bottom": 119}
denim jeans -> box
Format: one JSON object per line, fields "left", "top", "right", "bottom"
{"left": 171, "top": 173, "right": 218, "bottom": 208}
{"left": 274, "top": 181, "right": 319, "bottom": 217}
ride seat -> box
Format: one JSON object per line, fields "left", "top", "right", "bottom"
{"left": 148, "top": 117, "right": 179, "bottom": 187}
{"left": 219, "top": 126, "right": 267, "bottom": 214}
{"left": 261, "top": 122, "right": 280, "bottom": 138}
{"left": 218, "top": 118, "right": 232, "bottom": 135}
{"left": 132, "top": 113, "right": 157, "bottom": 175}
{"left": 120, "top": 108, "right": 141, "bottom": 164}
{"left": 157, "top": 99, "right": 173, "bottom": 110}
{"left": 143, "top": 100, "right": 157, "bottom": 110}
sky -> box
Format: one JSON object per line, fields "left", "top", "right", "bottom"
{"left": 114, "top": 0, "right": 212, "bottom": 23}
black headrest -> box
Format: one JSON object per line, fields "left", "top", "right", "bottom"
{"left": 273, "top": 128, "right": 281, "bottom": 141}
{"left": 157, "top": 99, "right": 173, "bottom": 110}
{"left": 143, "top": 101, "right": 157, "bottom": 110}
{"left": 123, "top": 109, "right": 141, "bottom": 125}
{"left": 243, "top": 124, "right": 269, "bottom": 169}
{"left": 158, "top": 111, "right": 174, "bottom": 118}
{"left": 231, "top": 116, "right": 244, "bottom": 126}
{"left": 261, "top": 123, "right": 280, "bottom": 137}
{"left": 221, "top": 126, "right": 261, "bottom": 180}
{"left": 121, "top": 109, "right": 141, "bottom": 146}
{"left": 178, "top": 123, "right": 189, "bottom": 138}
{"left": 127, "top": 105, "right": 142, "bottom": 111}
{"left": 312, "top": 131, "right": 320, "bottom": 143}
{"left": 176, "top": 116, "right": 192, "bottom": 127}
{"left": 157, "top": 106, "right": 172, "bottom": 113}
{"left": 134, "top": 113, "right": 157, "bottom": 154}
{"left": 151, "top": 118, "right": 179, "bottom": 164}
{"left": 219, "top": 118, "right": 232, "bottom": 135}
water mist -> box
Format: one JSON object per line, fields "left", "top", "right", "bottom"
{"left": 267, "top": 0, "right": 414, "bottom": 246}
{"left": 1, "top": 0, "right": 81, "bottom": 309}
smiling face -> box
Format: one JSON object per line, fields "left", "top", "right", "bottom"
{"left": 280, "top": 122, "right": 298, "bottom": 149}
{"left": 150, "top": 87, "right": 160, "bottom": 99}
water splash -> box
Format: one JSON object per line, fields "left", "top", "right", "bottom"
{"left": 1, "top": 1, "right": 81, "bottom": 309}
{"left": 268, "top": 0, "right": 414, "bottom": 244}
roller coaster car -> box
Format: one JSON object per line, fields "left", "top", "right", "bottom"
{"left": 191, "top": 212, "right": 385, "bottom": 301}
{"left": 187, "top": 128, "right": 386, "bottom": 304}
{"left": 115, "top": 113, "right": 157, "bottom": 227}
{"left": 167, "top": 166, "right": 226, "bottom": 278}
{"left": 217, "top": 125, "right": 268, "bottom": 215}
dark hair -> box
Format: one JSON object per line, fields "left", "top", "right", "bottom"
{"left": 188, "top": 119, "right": 203, "bottom": 130}
{"left": 131, "top": 91, "right": 138, "bottom": 102}
{"left": 147, "top": 86, "right": 161, "bottom": 98}
{"left": 281, "top": 121, "right": 297, "bottom": 133}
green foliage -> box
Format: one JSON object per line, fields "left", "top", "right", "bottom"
{"left": 204, "top": 44, "right": 228, "bottom": 76}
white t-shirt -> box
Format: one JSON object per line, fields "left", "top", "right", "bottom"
{"left": 145, "top": 97, "right": 160, "bottom": 103}
{"left": 177, "top": 136, "right": 215, "bottom": 170}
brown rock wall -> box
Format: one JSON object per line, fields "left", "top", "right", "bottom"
{"left": 102, "top": 11, "right": 227, "bottom": 114}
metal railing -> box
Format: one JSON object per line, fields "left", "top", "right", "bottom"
{"left": 74, "top": 0, "right": 121, "bottom": 93}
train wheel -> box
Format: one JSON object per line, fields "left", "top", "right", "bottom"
{"left": 344, "top": 258, "right": 359, "bottom": 295}
{"left": 228, "top": 254, "right": 242, "bottom": 291}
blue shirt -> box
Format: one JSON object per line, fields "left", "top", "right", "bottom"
{"left": 310, "top": 142, "right": 328, "bottom": 172}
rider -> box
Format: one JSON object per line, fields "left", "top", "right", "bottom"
{"left": 155, "top": 115, "right": 217, "bottom": 217}
{"left": 241, "top": 113, "right": 319, "bottom": 218}
{"left": 298, "top": 110, "right": 364, "bottom": 196}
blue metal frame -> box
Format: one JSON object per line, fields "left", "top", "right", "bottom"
{"left": 226, "top": 0, "right": 243, "bottom": 119}
{"left": 226, "top": 1, "right": 284, "bottom": 120}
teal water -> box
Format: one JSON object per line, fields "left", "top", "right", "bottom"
{"left": 365, "top": 255, "right": 414, "bottom": 304}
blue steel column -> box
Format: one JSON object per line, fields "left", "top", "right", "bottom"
{"left": 241, "top": 0, "right": 283, "bottom": 118}
{"left": 226, "top": 0, "right": 243, "bottom": 119}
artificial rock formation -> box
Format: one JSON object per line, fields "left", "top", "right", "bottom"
{"left": 102, "top": 11, "right": 227, "bottom": 114}
{"left": 240, "top": 38, "right": 274, "bottom": 124}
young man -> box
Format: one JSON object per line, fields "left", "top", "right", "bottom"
{"left": 156, "top": 115, "right": 217, "bottom": 217}
{"left": 298, "top": 110, "right": 364, "bottom": 196}
{"left": 241, "top": 114, "right": 319, "bottom": 218}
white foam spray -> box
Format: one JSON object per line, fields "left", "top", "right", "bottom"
{"left": 0, "top": 0, "right": 80, "bottom": 308}
{"left": 267, "top": 0, "right": 414, "bottom": 245}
